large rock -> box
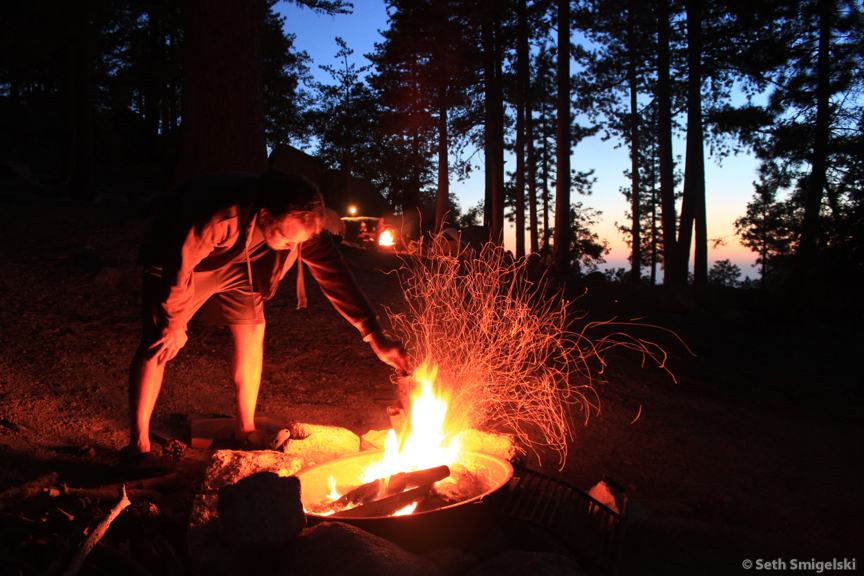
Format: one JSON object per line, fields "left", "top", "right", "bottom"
{"left": 279, "top": 423, "right": 360, "bottom": 466}
{"left": 201, "top": 449, "right": 305, "bottom": 493}
{"left": 218, "top": 472, "right": 306, "bottom": 550}
{"left": 455, "top": 429, "right": 516, "bottom": 460}
{"left": 189, "top": 425, "right": 362, "bottom": 575}
{"left": 288, "top": 521, "right": 444, "bottom": 576}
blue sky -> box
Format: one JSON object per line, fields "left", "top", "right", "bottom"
{"left": 276, "top": 1, "right": 762, "bottom": 276}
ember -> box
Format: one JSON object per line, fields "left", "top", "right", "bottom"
{"left": 387, "top": 240, "right": 680, "bottom": 468}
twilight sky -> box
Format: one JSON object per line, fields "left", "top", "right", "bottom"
{"left": 276, "top": 1, "right": 762, "bottom": 277}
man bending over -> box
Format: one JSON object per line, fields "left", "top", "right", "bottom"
{"left": 126, "top": 170, "right": 407, "bottom": 462}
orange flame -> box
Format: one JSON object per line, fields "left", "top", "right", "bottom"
{"left": 392, "top": 502, "right": 419, "bottom": 516}
{"left": 326, "top": 475, "right": 340, "bottom": 501}
{"left": 362, "top": 360, "right": 460, "bottom": 483}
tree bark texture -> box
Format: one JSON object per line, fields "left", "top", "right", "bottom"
{"left": 678, "top": 0, "right": 707, "bottom": 285}
{"left": 627, "top": 0, "right": 642, "bottom": 283}
{"left": 176, "top": 0, "right": 267, "bottom": 184}
{"left": 514, "top": 0, "right": 529, "bottom": 257}
{"left": 553, "top": 0, "right": 571, "bottom": 273}
{"left": 794, "top": 0, "right": 832, "bottom": 290}
{"left": 482, "top": 0, "right": 505, "bottom": 245}
{"left": 656, "top": 0, "right": 678, "bottom": 285}
{"left": 435, "top": 88, "right": 450, "bottom": 231}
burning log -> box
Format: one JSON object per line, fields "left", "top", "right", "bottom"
{"left": 332, "top": 484, "right": 431, "bottom": 519}
{"left": 327, "top": 465, "right": 450, "bottom": 512}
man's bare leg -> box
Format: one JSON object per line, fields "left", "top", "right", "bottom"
{"left": 129, "top": 350, "right": 166, "bottom": 454}
{"left": 230, "top": 323, "right": 265, "bottom": 438}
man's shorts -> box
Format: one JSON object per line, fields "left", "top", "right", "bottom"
{"left": 140, "top": 263, "right": 264, "bottom": 344}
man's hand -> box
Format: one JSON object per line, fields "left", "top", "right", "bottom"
{"left": 148, "top": 327, "right": 188, "bottom": 364}
{"left": 365, "top": 331, "right": 410, "bottom": 373}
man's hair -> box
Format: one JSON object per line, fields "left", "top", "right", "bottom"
{"left": 257, "top": 170, "right": 324, "bottom": 220}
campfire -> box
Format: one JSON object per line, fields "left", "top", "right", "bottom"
{"left": 378, "top": 227, "right": 395, "bottom": 248}
{"left": 298, "top": 361, "right": 513, "bottom": 521}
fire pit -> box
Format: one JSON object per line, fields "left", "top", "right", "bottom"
{"left": 296, "top": 449, "right": 513, "bottom": 550}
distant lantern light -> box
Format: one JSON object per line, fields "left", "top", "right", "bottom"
{"left": 348, "top": 205, "right": 358, "bottom": 216}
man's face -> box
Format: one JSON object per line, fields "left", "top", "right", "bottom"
{"left": 259, "top": 209, "right": 321, "bottom": 250}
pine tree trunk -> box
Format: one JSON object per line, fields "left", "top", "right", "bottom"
{"left": 175, "top": 0, "right": 267, "bottom": 183}
{"left": 541, "top": 103, "right": 551, "bottom": 243}
{"left": 483, "top": 2, "right": 494, "bottom": 236}
{"left": 526, "top": 85, "right": 539, "bottom": 253}
{"left": 553, "top": 0, "right": 570, "bottom": 274}
{"left": 795, "top": 0, "right": 832, "bottom": 290}
{"left": 435, "top": 88, "right": 450, "bottom": 232}
{"left": 679, "top": 0, "right": 706, "bottom": 285}
{"left": 627, "top": 0, "right": 641, "bottom": 283}
{"left": 406, "top": 66, "right": 422, "bottom": 220}
{"left": 650, "top": 139, "right": 658, "bottom": 285}
{"left": 487, "top": 1, "right": 505, "bottom": 245}
{"left": 514, "top": 0, "right": 529, "bottom": 258}
{"left": 656, "top": 0, "right": 678, "bottom": 285}
{"left": 651, "top": 184, "right": 658, "bottom": 285}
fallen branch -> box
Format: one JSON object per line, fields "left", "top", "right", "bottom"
{"left": 61, "top": 484, "right": 131, "bottom": 576}
{"left": 58, "top": 485, "right": 161, "bottom": 503}
{"left": 0, "top": 472, "right": 59, "bottom": 512}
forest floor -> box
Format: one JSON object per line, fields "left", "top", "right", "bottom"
{"left": 0, "top": 195, "right": 862, "bottom": 575}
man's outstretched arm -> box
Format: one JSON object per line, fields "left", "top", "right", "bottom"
{"left": 300, "top": 233, "right": 409, "bottom": 372}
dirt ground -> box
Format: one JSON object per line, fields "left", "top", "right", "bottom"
{"left": 1, "top": 197, "right": 861, "bottom": 575}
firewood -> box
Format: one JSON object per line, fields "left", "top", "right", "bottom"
{"left": 330, "top": 465, "right": 450, "bottom": 511}
{"left": 389, "top": 465, "right": 450, "bottom": 492}
{"left": 55, "top": 472, "right": 179, "bottom": 498}
{"left": 331, "top": 483, "right": 432, "bottom": 519}
{"left": 59, "top": 485, "right": 162, "bottom": 503}
{"left": 61, "top": 484, "right": 131, "bottom": 576}
{"left": 0, "top": 472, "right": 59, "bottom": 512}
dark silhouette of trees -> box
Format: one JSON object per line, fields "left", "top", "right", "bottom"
{"left": 552, "top": 0, "right": 571, "bottom": 274}
{"left": 714, "top": 0, "right": 863, "bottom": 291}
{"left": 262, "top": 2, "right": 312, "bottom": 149}
{"left": 513, "top": 0, "right": 529, "bottom": 257}
{"left": 734, "top": 179, "right": 795, "bottom": 285}
{"left": 482, "top": 0, "right": 506, "bottom": 244}
{"left": 707, "top": 258, "right": 742, "bottom": 287}
{"left": 2, "top": 0, "right": 861, "bottom": 298}
{"left": 366, "top": 0, "right": 478, "bottom": 234}
{"left": 576, "top": 0, "right": 654, "bottom": 282}
{"left": 655, "top": 0, "right": 679, "bottom": 286}
{"left": 532, "top": 42, "right": 557, "bottom": 247}
{"left": 310, "top": 37, "right": 375, "bottom": 200}
{"left": 677, "top": 0, "right": 707, "bottom": 286}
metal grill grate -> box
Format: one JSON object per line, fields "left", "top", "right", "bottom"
{"left": 500, "top": 463, "right": 625, "bottom": 576}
